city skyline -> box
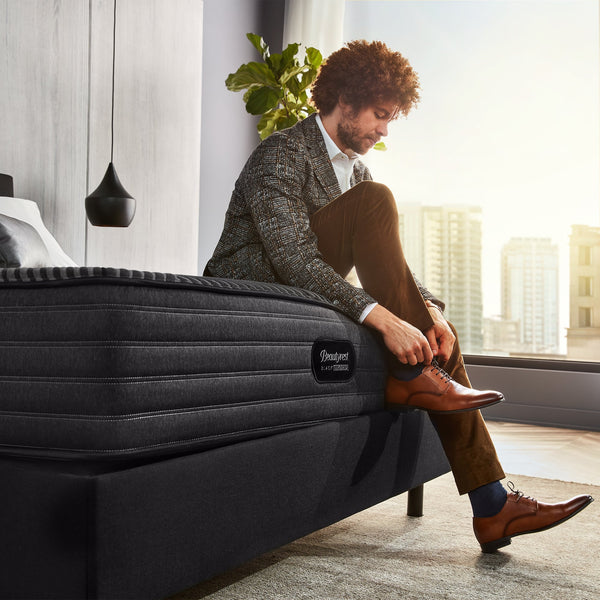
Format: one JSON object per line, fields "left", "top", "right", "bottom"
{"left": 396, "top": 202, "right": 599, "bottom": 358}
{"left": 397, "top": 202, "right": 580, "bottom": 358}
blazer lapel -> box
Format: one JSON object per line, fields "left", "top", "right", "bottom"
{"left": 300, "top": 114, "right": 342, "bottom": 202}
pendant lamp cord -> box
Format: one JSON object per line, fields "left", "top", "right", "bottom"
{"left": 110, "top": 0, "right": 117, "bottom": 163}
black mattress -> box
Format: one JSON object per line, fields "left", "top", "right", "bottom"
{"left": 0, "top": 267, "right": 387, "bottom": 461}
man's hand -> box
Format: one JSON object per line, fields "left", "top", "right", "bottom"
{"left": 423, "top": 301, "right": 455, "bottom": 363}
{"left": 363, "top": 304, "right": 434, "bottom": 365}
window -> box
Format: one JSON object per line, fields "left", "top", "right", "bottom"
{"left": 344, "top": 0, "right": 600, "bottom": 360}
{"left": 579, "top": 276, "right": 593, "bottom": 297}
{"left": 579, "top": 245, "right": 592, "bottom": 266}
{"left": 580, "top": 307, "right": 593, "bottom": 328}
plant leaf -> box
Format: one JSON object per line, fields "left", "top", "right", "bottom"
{"left": 299, "top": 68, "right": 318, "bottom": 91}
{"left": 226, "top": 62, "right": 279, "bottom": 91}
{"left": 245, "top": 86, "right": 281, "bottom": 115}
{"left": 280, "top": 64, "right": 310, "bottom": 86}
{"left": 373, "top": 141, "right": 387, "bottom": 151}
{"left": 243, "top": 87, "right": 259, "bottom": 104}
{"left": 247, "top": 33, "right": 269, "bottom": 60}
{"left": 305, "top": 47, "right": 323, "bottom": 68}
{"left": 287, "top": 75, "right": 301, "bottom": 97}
{"left": 276, "top": 113, "right": 299, "bottom": 132}
{"left": 257, "top": 108, "right": 286, "bottom": 140}
{"left": 281, "top": 43, "right": 300, "bottom": 69}
{"left": 267, "top": 53, "right": 282, "bottom": 77}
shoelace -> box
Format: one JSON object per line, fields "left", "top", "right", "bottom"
{"left": 429, "top": 360, "right": 453, "bottom": 384}
{"left": 507, "top": 481, "right": 534, "bottom": 502}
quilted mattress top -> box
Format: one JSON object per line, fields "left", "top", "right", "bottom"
{"left": 0, "top": 267, "right": 387, "bottom": 462}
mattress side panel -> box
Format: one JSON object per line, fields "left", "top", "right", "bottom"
{"left": 0, "top": 279, "right": 387, "bottom": 459}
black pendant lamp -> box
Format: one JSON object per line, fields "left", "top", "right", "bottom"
{"left": 85, "top": 0, "right": 135, "bottom": 227}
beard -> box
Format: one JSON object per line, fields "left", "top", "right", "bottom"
{"left": 336, "top": 107, "right": 377, "bottom": 155}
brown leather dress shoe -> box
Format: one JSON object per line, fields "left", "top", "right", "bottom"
{"left": 385, "top": 363, "right": 504, "bottom": 413}
{"left": 473, "top": 482, "right": 594, "bottom": 553}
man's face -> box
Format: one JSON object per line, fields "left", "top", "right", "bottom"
{"left": 336, "top": 100, "right": 397, "bottom": 155}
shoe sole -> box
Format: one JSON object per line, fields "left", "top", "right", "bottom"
{"left": 480, "top": 495, "right": 594, "bottom": 553}
{"left": 386, "top": 396, "right": 504, "bottom": 414}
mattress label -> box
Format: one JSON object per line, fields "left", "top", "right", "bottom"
{"left": 311, "top": 339, "right": 355, "bottom": 383}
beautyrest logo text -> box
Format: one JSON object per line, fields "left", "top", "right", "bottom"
{"left": 320, "top": 350, "right": 349, "bottom": 363}
{"left": 311, "top": 340, "right": 354, "bottom": 382}
{"left": 319, "top": 349, "right": 350, "bottom": 371}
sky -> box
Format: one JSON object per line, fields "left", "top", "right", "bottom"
{"left": 344, "top": 0, "right": 600, "bottom": 344}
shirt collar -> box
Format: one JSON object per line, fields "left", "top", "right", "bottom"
{"left": 315, "top": 114, "right": 360, "bottom": 161}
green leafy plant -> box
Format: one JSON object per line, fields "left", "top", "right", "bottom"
{"left": 226, "top": 33, "right": 323, "bottom": 140}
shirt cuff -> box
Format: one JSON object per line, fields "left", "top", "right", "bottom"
{"left": 425, "top": 300, "right": 444, "bottom": 314}
{"left": 358, "top": 302, "right": 378, "bottom": 323}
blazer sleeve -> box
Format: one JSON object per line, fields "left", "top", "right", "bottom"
{"left": 240, "top": 132, "right": 376, "bottom": 322}
{"left": 413, "top": 275, "right": 445, "bottom": 312}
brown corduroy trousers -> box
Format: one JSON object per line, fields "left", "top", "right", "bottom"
{"left": 310, "top": 181, "right": 506, "bottom": 494}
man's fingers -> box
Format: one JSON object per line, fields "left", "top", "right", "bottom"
{"left": 406, "top": 336, "right": 433, "bottom": 366}
{"left": 363, "top": 306, "right": 436, "bottom": 366}
{"left": 394, "top": 336, "right": 431, "bottom": 366}
{"left": 421, "top": 340, "right": 434, "bottom": 365}
{"left": 425, "top": 329, "right": 439, "bottom": 358}
{"left": 411, "top": 348, "right": 423, "bottom": 365}
{"left": 438, "top": 329, "right": 456, "bottom": 362}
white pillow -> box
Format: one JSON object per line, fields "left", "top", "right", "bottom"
{"left": 0, "top": 196, "right": 78, "bottom": 267}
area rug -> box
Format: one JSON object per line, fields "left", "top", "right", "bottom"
{"left": 168, "top": 473, "right": 599, "bottom": 600}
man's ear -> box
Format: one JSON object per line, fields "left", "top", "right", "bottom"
{"left": 338, "top": 95, "right": 351, "bottom": 110}
{"left": 337, "top": 95, "right": 358, "bottom": 118}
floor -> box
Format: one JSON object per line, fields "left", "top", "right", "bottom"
{"left": 485, "top": 420, "right": 600, "bottom": 486}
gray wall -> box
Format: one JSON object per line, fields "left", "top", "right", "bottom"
{"left": 86, "top": 0, "right": 203, "bottom": 273}
{"left": 468, "top": 361, "right": 600, "bottom": 431}
{"left": 0, "top": 0, "right": 89, "bottom": 263}
{"left": 0, "top": 0, "right": 203, "bottom": 274}
{"left": 198, "top": 0, "right": 285, "bottom": 270}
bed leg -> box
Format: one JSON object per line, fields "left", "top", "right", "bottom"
{"left": 407, "top": 484, "right": 424, "bottom": 517}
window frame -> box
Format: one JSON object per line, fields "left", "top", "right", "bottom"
{"left": 465, "top": 354, "right": 600, "bottom": 374}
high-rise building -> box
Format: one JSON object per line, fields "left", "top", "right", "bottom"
{"left": 482, "top": 316, "right": 521, "bottom": 355}
{"left": 567, "top": 225, "right": 600, "bottom": 360}
{"left": 398, "top": 204, "right": 483, "bottom": 354}
{"left": 501, "top": 237, "right": 559, "bottom": 354}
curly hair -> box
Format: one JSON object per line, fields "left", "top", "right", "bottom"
{"left": 311, "top": 40, "right": 420, "bottom": 118}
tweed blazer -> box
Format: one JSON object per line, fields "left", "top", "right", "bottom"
{"left": 206, "top": 113, "right": 440, "bottom": 322}
{"left": 206, "top": 114, "right": 378, "bottom": 321}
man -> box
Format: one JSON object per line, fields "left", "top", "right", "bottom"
{"left": 206, "top": 40, "right": 592, "bottom": 552}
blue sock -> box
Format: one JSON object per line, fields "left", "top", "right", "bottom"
{"left": 468, "top": 481, "right": 507, "bottom": 517}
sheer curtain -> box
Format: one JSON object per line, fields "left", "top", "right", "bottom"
{"left": 282, "top": 0, "right": 345, "bottom": 59}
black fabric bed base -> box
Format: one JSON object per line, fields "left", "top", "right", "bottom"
{"left": 0, "top": 268, "right": 451, "bottom": 598}
{"left": 0, "top": 410, "right": 449, "bottom": 600}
